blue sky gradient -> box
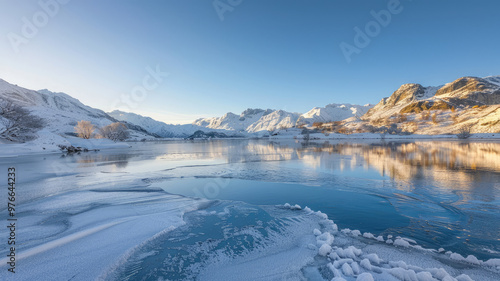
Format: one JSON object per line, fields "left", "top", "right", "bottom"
{"left": 1, "top": 0, "right": 499, "bottom": 123}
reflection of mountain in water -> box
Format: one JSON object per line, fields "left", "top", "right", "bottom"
{"left": 359, "top": 142, "right": 500, "bottom": 178}
{"left": 62, "top": 153, "right": 136, "bottom": 169}
{"left": 254, "top": 140, "right": 500, "bottom": 197}
{"left": 156, "top": 140, "right": 299, "bottom": 163}
{"left": 263, "top": 141, "right": 500, "bottom": 177}
{"left": 157, "top": 140, "right": 500, "bottom": 186}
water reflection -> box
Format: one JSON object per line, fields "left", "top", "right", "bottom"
{"left": 142, "top": 139, "right": 499, "bottom": 259}
{"left": 61, "top": 152, "right": 136, "bottom": 169}
{"left": 290, "top": 141, "right": 500, "bottom": 174}
{"left": 142, "top": 140, "right": 500, "bottom": 202}
{"left": 264, "top": 140, "right": 500, "bottom": 193}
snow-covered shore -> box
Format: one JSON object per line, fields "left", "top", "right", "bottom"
{"left": 0, "top": 129, "right": 131, "bottom": 158}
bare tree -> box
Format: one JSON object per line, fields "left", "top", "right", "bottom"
{"left": 74, "top": 120, "right": 95, "bottom": 139}
{"left": 457, "top": 125, "right": 472, "bottom": 139}
{"left": 98, "top": 122, "right": 129, "bottom": 141}
{"left": 0, "top": 99, "right": 44, "bottom": 141}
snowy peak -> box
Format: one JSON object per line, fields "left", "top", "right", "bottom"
{"left": 240, "top": 108, "right": 266, "bottom": 117}
{"left": 0, "top": 81, "right": 108, "bottom": 119}
{"left": 192, "top": 108, "right": 298, "bottom": 133}
{"left": 108, "top": 110, "right": 212, "bottom": 138}
{"left": 484, "top": 75, "right": 500, "bottom": 86}
{"left": 435, "top": 76, "right": 499, "bottom": 97}
{"left": 246, "top": 109, "right": 300, "bottom": 133}
{"left": 386, "top": 83, "right": 426, "bottom": 106}
{"left": 363, "top": 75, "right": 500, "bottom": 119}
{"left": 297, "top": 103, "right": 373, "bottom": 125}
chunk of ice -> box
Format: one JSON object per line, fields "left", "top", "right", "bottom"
{"left": 351, "top": 261, "right": 360, "bottom": 275}
{"left": 394, "top": 238, "right": 411, "bottom": 248}
{"left": 364, "top": 253, "right": 381, "bottom": 265}
{"left": 356, "top": 272, "right": 374, "bottom": 281}
{"left": 317, "top": 232, "right": 334, "bottom": 246}
{"left": 341, "top": 263, "right": 354, "bottom": 276}
{"left": 416, "top": 271, "right": 434, "bottom": 281}
{"left": 360, "top": 258, "right": 372, "bottom": 270}
{"left": 363, "top": 232, "right": 375, "bottom": 239}
{"left": 319, "top": 244, "right": 332, "bottom": 256}
{"left": 456, "top": 274, "right": 474, "bottom": 281}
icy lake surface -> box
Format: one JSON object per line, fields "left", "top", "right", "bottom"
{"left": 1, "top": 139, "right": 499, "bottom": 280}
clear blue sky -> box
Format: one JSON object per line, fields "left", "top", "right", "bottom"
{"left": 1, "top": 0, "right": 499, "bottom": 124}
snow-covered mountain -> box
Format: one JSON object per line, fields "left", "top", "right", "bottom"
{"left": 112, "top": 104, "right": 376, "bottom": 137}
{"left": 0, "top": 79, "right": 153, "bottom": 140}
{"left": 108, "top": 110, "right": 217, "bottom": 138}
{"left": 6, "top": 74, "right": 497, "bottom": 144}
{"left": 2, "top": 77, "right": 372, "bottom": 141}
{"left": 245, "top": 110, "right": 300, "bottom": 132}
{"left": 364, "top": 76, "right": 500, "bottom": 120}
{"left": 193, "top": 108, "right": 272, "bottom": 132}
{"left": 111, "top": 108, "right": 303, "bottom": 137}
{"left": 354, "top": 75, "right": 500, "bottom": 134}
{"left": 193, "top": 108, "right": 301, "bottom": 133}
{"left": 297, "top": 103, "right": 374, "bottom": 125}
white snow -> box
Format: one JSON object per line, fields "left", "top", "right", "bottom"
{"left": 192, "top": 108, "right": 302, "bottom": 134}
{"left": 363, "top": 232, "right": 376, "bottom": 239}
{"left": 484, "top": 75, "right": 500, "bottom": 86}
{"left": 319, "top": 244, "right": 333, "bottom": 256}
{"left": 316, "top": 232, "right": 334, "bottom": 247}
{"left": 0, "top": 129, "right": 130, "bottom": 157}
{"left": 484, "top": 258, "right": 500, "bottom": 267}
{"left": 341, "top": 262, "right": 354, "bottom": 276}
{"left": 361, "top": 258, "right": 373, "bottom": 270}
{"left": 357, "top": 272, "right": 375, "bottom": 281}
{"left": 456, "top": 274, "right": 474, "bottom": 281}
{"left": 394, "top": 238, "right": 412, "bottom": 248}
{"left": 351, "top": 229, "right": 361, "bottom": 236}
{"left": 297, "top": 103, "right": 374, "bottom": 125}
{"left": 364, "top": 253, "right": 382, "bottom": 265}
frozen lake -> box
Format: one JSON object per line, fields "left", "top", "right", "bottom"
{"left": 1, "top": 139, "right": 499, "bottom": 280}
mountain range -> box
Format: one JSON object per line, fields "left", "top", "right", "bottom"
{"left": 109, "top": 103, "right": 373, "bottom": 137}
{"left": 1, "top": 75, "right": 499, "bottom": 144}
